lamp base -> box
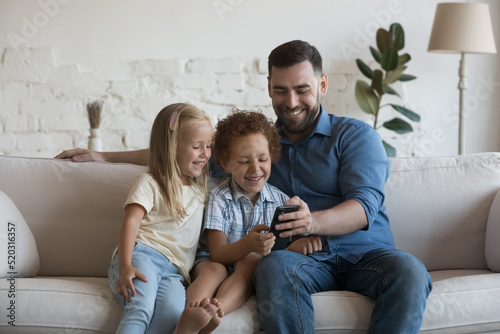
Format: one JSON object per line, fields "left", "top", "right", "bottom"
{"left": 458, "top": 52, "right": 467, "bottom": 155}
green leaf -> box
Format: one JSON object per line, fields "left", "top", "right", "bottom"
{"left": 385, "top": 65, "right": 407, "bottom": 84}
{"left": 390, "top": 104, "right": 421, "bottom": 122}
{"left": 376, "top": 28, "right": 392, "bottom": 53}
{"left": 383, "top": 140, "right": 396, "bottom": 157}
{"left": 371, "top": 70, "right": 384, "bottom": 96}
{"left": 383, "top": 118, "right": 413, "bottom": 134}
{"left": 398, "top": 53, "right": 411, "bottom": 66}
{"left": 380, "top": 47, "right": 399, "bottom": 72}
{"left": 384, "top": 85, "right": 400, "bottom": 97}
{"left": 398, "top": 74, "right": 417, "bottom": 82}
{"left": 390, "top": 23, "right": 405, "bottom": 51}
{"left": 370, "top": 46, "right": 382, "bottom": 63}
{"left": 356, "top": 59, "right": 373, "bottom": 79}
{"left": 355, "top": 80, "right": 379, "bottom": 115}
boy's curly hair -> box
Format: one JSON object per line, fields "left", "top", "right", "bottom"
{"left": 213, "top": 109, "right": 281, "bottom": 165}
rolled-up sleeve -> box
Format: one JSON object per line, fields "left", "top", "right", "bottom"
{"left": 338, "top": 123, "right": 391, "bottom": 228}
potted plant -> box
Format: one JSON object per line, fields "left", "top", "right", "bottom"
{"left": 355, "top": 22, "right": 420, "bottom": 157}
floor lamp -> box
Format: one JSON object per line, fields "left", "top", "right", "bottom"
{"left": 428, "top": 2, "right": 496, "bottom": 155}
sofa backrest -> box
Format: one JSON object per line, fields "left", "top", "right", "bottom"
{"left": 1, "top": 153, "right": 499, "bottom": 276}
{"left": 385, "top": 152, "right": 500, "bottom": 271}
{"left": 0, "top": 155, "right": 147, "bottom": 276}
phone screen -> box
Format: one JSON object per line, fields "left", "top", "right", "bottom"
{"left": 270, "top": 205, "right": 298, "bottom": 250}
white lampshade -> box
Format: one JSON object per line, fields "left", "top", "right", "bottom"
{"left": 428, "top": 2, "right": 496, "bottom": 54}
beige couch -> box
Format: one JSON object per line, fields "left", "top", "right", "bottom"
{"left": 1, "top": 153, "right": 500, "bottom": 333}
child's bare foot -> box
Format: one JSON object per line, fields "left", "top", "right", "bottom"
{"left": 174, "top": 298, "right": 217, "bottom": 334}
{"left": 199, "top": 298, "right": 224, "bottom": 334}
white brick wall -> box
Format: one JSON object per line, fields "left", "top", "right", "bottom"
{"left": 0, "top": 47, "right": 414, "bottom": 158}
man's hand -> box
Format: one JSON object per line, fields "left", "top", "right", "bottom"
{"left": 286, "top": 236, "right": 322, "bottom": 255}
{"left": 273, "top": 196, "right": 313, "bottom": 238}
{"left": 246, "top": 224, "right": 275, "bottom": 256}
{"left": 116, "top": 264, "right": 148, "bottom": 303}
{"left": 54, "top": 148, "right": 105, "bottom": 162}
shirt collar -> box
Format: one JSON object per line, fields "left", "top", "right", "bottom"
{"left": 276, "top": 105, "right": 331, "bottom": 145}
{"left": 315, "top": 105, "right": 332, "bottom": 137}
{"left": 226, "top": 178, "right": 275, "bottom": 205}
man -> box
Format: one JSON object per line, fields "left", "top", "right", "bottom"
{"left": 57, "top": 40, "right": 432, "bottom": 334}
{"left": 254, "top": 40, "right": 432, "bottom": 334}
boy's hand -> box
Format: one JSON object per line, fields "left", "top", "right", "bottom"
{"left": 247, "top": 224, "right": 275, "bottom": 256}
{"left": 286, "top": 236, "right": 322, "bottom": 255}
{"left": 117, "top": 264, "right": 148, "bottom": 303}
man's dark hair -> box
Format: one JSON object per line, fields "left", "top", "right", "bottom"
{"left": 268, "top": 40, "right": 323, "bottom": 77}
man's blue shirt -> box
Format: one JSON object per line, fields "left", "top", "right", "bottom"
{"left": 268, "top": 106, "right": 395, "bottom": 263}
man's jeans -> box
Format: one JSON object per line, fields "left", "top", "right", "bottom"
{"left": 254, "top": 248, "right": 432, "bottom": 334}
{"left": 108, "top": 242, "right": 186, "bottom": 334}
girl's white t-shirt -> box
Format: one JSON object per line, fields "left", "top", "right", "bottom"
{"left": 122, "top": 172, "right": 205, "bottom": 282}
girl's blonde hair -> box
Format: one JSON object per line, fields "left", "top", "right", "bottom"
{"left": 148, "top": 103, "right": 212, "bottom": 220}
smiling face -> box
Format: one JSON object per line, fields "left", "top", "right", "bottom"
{"left": 176, "top": 121, "right": 212, "bottom": 185}
{"left": 221, "top": 133, "right": 272, "bottom": 204}
{"left": 268, "top": 60, "right": 328, "bottom": 143}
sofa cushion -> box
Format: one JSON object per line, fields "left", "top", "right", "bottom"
{"left": 421, "top": 270, "right": 500, "bottom": 333}
{"left": 0, "top": 190, "right": 39, "bottom": 278}
{"left": 386, "top": 153, "right": 500, "bottom": 271}
{"left": 1, "top": 271, "right": 498, "bottom": 334}
{"left": 0, "top": 277, "right": 121, "bottom": 333}
{"left": 0, "top": 156, "right": 147, "bottom": 277}
{"left": 485, "top": 189, "right": 500, "bottom": 272}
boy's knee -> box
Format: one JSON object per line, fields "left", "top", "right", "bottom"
{"left": 205, "top": 261, "right": 229, "bottom": 279}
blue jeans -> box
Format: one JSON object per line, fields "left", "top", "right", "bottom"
{"left": 254, "top": 248, "right": 432, "bottom": 334}
{"left": 108, "top": 242, "right": 186, "bottom": 334}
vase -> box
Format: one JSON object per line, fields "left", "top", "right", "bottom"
{"left": 88, "top": 128, "right": 102, "bottom": 151}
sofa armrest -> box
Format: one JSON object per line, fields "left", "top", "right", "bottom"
{"left": 486, "top": 189, "right": 500, "bottom": 272}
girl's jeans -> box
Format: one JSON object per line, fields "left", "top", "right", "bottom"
{"left": 254, "top": 248, "right": 432, "bottom": 334}
{"left": 108, "top": 242, "right": 186, "bottom": 334}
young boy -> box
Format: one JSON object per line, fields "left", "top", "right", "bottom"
{"left": 175, "top": 110, "right": 322, "bottom": 334}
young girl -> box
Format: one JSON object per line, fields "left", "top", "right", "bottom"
{"left": 108, "top": 103, "right": 217, "bottom": 334}
{"left": 183, "top": 110, "right": 322, "bottom": 332}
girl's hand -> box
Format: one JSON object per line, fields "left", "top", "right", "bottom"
{"left": 116, "top": 264, "right": 148, "bottom": 303}
{"left": 246, "top": 224, "right": 275, "bottom": 256}
{"left": 286, "top": 236, "right": 322, "bottom": 255}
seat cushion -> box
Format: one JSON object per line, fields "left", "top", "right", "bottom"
{"left": 0, "top": 277, "right": 121, "bottom": 333}
{"left": 1, "top": 270, "right": 499, "bottom": 333}
{"left": 421, "top": 270, "right": 500, "bottom": 333}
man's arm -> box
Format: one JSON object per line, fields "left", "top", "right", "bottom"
{"left": 273, "top": 196, "right": 367, "bottom": 238}
{"left": 54, "top": 148, "right": 150, "bottom": 165}
{"left": 311, "top": 199, "right": 368, "bottom": 235}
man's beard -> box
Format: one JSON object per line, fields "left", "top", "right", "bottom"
{"left": 279, "top": 101, "right": 321, "bottom": 134}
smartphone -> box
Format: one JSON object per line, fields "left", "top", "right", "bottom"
{"left": 270, "top": 205, "right": 299, "bottom": 250}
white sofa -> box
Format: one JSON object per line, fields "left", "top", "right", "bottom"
{"left": 1, "top": 152, "right": 500, "bottom": 334}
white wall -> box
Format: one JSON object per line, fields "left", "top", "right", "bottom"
{"left": 0, "top": 0, "right": 498, "bottom": 157}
